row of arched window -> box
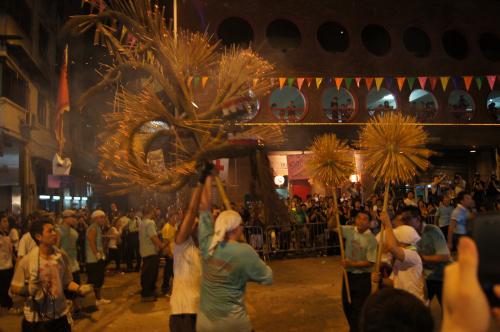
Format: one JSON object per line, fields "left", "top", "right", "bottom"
{"left": 236, "top": 87, "right": 500, "bottom": 123}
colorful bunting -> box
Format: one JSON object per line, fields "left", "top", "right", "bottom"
{"left": 335, "top": 77, "right": 344, "bottom": 90}
{"left": 429, "top": 77, "right": 438, "bottom": 90}
{"left": 201, "top": 76, "right": 208, "bottom": 88}
{"left": 315, "top": 77, "right": 323, "bottom": 89}
{"left": 452, "top": 76, "right": 461, "bottom": 89}
{"left": 440, "top": 77, "right": 450, "bottom": 91}
{"left": 407, "top": 77, "right": 416, "bottom": 90}
{"left": 297, "top": 78, "right": 305, "bottom": 90}
{"left": 287, "top": 77, "right": 296, "bottom": 87}
{"left": 365, "top": 77, "right": 374, "bottom": 90}
{"left": 475, "top": 76, "right": 483, "bottom": 90}
{"left": 418, "top": 76, "right": 428, "bottom": 89}
{"left": 385, "top": 77, "right": 393, "bottom": 90}
{"left": 306, "top": 78, "right": 313, "bottom": 88}
{"left": 279, "top": 77, "right": 286, "bottom": 89}
{"left": 193, "top": 76, "right": 200, "bottom": 88}
{"left": 252, "top": 78, "right": 258, "bottom": 88}
{"left": 187, "top": 76, "right": 193, "bottom": 86}
{"left": 487, "top": 75, "right": 496, "bottom": 90}
{"left": 355, "top": 77, "right": 362, "bottom": 88}
{"left": 463, "top": 76, "right": 473, "bottom": 91}
{"left": 345, "top": 78, "right": 353, "bottom": 90}
{"left": 375, "top": 77, "right": 384, "bottom": 91}
{"left": 396, "top": 77, "right": 406, "bottom": 91}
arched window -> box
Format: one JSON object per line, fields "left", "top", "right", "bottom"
{"left": 403, "top": 27, "right": 431, "bottom": 58}
{"left": 361, "top": 25, "right": 391, "bottom": 56}
{"left": 409, "top": 89, "right": 438, "bottom": 122}
{"left": 266, "top": 19, "right": 301, "bottom": 52}
{"left": 442, "top": 30, "right": 468, "bottom": 60}
{"left": 317, "top": 21, "right": 349, "bottom": 53}
{"left": 217, "top": 17, "right": 254, "bottom": 47}
{"left": 487, "top": 91, "right": 500, "bottom": 122}
{"left": 269, "top": 86, "right": 307, "bottom": 122}
{"left": 366, "top": 88, "right": 397, "bottom": 117}
{"left": 321, "top": 87, "right": 356, "bottom": 122}
{"left": 448, "top": 90, "right": 475, "bottom": 121}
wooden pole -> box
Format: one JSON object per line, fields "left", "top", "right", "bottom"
{"left": 333, "top": 188, "right": 351, "bottom": 304}
{"left": 371, "top": 182, "right": 390, "bottom": 293}
{"left": 214, "top": 175, "right": 231, "bottom": 211}
{"left": 173, "top": 0, "right": 178, "bottom": 43}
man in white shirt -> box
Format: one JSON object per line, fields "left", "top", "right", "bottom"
{"left": 17, "top": 232, "right": 38, "bottom": 259}
{"left": 0, "top": 215, "right": 14, "bottom": 312}
{"left": 373, "top": 213, "right": 425, "bottom": 302}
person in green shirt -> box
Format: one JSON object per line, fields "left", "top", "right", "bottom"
{"left": 197, "top": 175, "right": 273, "bottom": 332}
{"left": 338, "top": 211, "right": 377, "bottom": 332}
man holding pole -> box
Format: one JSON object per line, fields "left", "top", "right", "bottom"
{"left": 339, "top": 211, "right": 377, "bottom": 332}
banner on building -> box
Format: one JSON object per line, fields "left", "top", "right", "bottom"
{"left": 286, "top": 154, "right": 310, "bottom": 180}
{"left": 214, "top": 158, "right": 229, "bottom": 182}
{"left": 268, "top": 154, "right": 288, "bottom": 176}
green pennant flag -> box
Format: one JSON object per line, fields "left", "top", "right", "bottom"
{"left": 345, "top": 78, "right": 353, "bottom": 90}
{"left": 407, "top": 77, "right": 416, "bottom": 90}
{"left": 287, "top": 77, "right": 296, "bottom": 87}
{"left": 475, "top": 76, "right": 483, "bottom": 90}
{"left": 194, "top": 76, "right": 200, "bottom": 87}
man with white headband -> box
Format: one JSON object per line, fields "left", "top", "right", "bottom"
{"left": 85, "top": 210, "right": 111, "bottom": 306}
{"left": 374, "top": 212, "right": 425, "bottom": 302}
{"left": 197, "top": 175, "right": 273, "bottom": 332}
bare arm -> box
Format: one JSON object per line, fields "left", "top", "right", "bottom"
{"left": 422, "top": 254, "right": 450, "bottom": 264}
{"left": 176, "top": 184, "right": 203, "bottom": 245}
{"left": 151, "top": 235, "right": 164, "bottom": 251}
{"left": 199, "top": 176, "right": 213, "bottom": 212}
{"left": 448, "top": 219, "right": 457, "bottom": 247}
{"left": 380, "top": 212, "right": 405, "bottom": 261}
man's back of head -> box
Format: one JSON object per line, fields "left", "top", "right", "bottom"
{"left": 360, "top": 288, "right": 433, "bottom": 332}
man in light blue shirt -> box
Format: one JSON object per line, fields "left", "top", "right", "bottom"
{"left": 198, "top": 175, "right": 272, "bottom": 332}
{"left": 138, "top": 207, "right": 166, "bottom": 301}
{"left": 448, "top": 192, "right": 473, "bottom": 251}
{"left": 434, "top": 195, "right": 454, "bottom": 240}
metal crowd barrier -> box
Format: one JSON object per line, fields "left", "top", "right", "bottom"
{"left": 244, "top": 222, "right": 340, "bottom": 260}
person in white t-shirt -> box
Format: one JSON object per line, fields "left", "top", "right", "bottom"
{"left": 373, "top": 213, "right": 425, "bottom": 302}
{"left": 17, "top": 232, "right": 38, "bottom": 259}
{"left": 0, "top": 215, "right": 14, "bottom": 313}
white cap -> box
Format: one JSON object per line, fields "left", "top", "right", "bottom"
{"left": 91, "top": 210, "right": 106, "bottom": 219}
{"left": 394, "top": 225, "right": 421, "bottom": 245}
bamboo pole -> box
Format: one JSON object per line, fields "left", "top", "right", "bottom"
{"left": 173, "top": 0, "right": 177, "bottom": 43}
{"left": 371, "top": 183, "right": 390, "bottom": 293}
{"left": 333, "top": 189, "right": 351, "bottom": 304}
{"left": 214, "top": 175, "right": 231, "bottom": 210}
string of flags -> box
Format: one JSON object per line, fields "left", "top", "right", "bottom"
{"left": 185, "top": 75, "right": 499, "bottom": 92}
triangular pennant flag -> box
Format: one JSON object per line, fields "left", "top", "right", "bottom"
{"left": 440, "top": 77, "right": 450, "bottom": 91}
{"left": 345, "top": 78, "right": 353, "bottom": 90}
{"left": 287, "top": 77, "right": 296, "bottom": 87}
{"left": 385, "top": 77, "right": 393, "bottom": 90}
{"left": 279, "top": 77, "right": 286, "bottom": 89}
{"left": 201, "top": 76, "right": 208, "bottom": 88}
{"left": 355, "top": 77, "right": 362, "bottom": 88}
{"left": 475, "top": 76, "right": 483, "bottom": 90}
{"left": 334, "top": 77, "right": 344, "bottom": 90}
{"left": 328, "top": 77, "right": 333, "bottom": 85}
{"left": 463, "top": 76, "right": 473, "bottom": 91}
{"left": 187, "top": 76, "right": 193, "bottom": 86}
{"left": 365, "top": 77, "right": 374, "bottom": 90}
{"left": 487, "top": 75, "right": 496, "bottom": 90}
{"left": 452, "top": 76, "right": 461, "bottom": 89}
{"left": 194, "top": 76, "right": 200, "bottom": 87}
{"left": 374, "top": 77, "right": 384, "bottom": 91}
{"left": 297, "top": 78, "right": 305, "bottom": 90}
{"left": 396, "top": 77, "right": 406, "bottom": 91}
{"left": 315, "top": 77, "right": 323, "bottom": 89}
{"left": 418, "top": 76, "right": 428, "bottom": 89}
{"left": 407, "top": 77, "right": 416, "bottom": 90}
{"left": 252, "top": 78, "right": 258, "bottom": 88}
{"left": 306, "top": 77, "right": 313, "bottom": 87}
{"left": 429, "top": 77, "right": 438, "bottom": 90}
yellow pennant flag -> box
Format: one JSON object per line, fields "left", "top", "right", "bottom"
{"left": 375, "top": 77, "right": 384, "bottom": 91}
{"left": 316, "top": 77, "right": 323, "bottom": 89}
{"left": 440, "top": 77, "right": 450, "bottom": 91}
{"left": 201, "top": 76, "right": 209, "bottom": 88}
{"left": 187, "top": 76, "right": 193, "bottom": 86}
{"left": 279, "top": 77, "right": 286, "bottom": 89}
{"left": 253, "top": 78, "right": 258, "bottom": 88}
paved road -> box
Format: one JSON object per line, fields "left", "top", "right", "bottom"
{"left": 0, "top": 256, "right": 453, "bottom": 332}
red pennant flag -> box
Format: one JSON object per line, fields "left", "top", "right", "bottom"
{"left": 334, "top": 77, "right": 343, "bottom": 90}
{"left": 396, "top": 77, "right": 406, "bottom": 91}
{"left": 279, "top": 77, "right": 286, "bottom": 89}
{"left": 306, "top": 77, "right": 313, "bottom": 87}
{"left": 55, "top": 45, "right": 70, "bottom": 154}
{"left": 429, "top": 77, "right": 438, "bottom": 90}
{"left": 365, "top": 77, "right": 374, "bottom": 90}
{"left": 355, "top": 77, "right": 362, "bottom": 88}
{"left": 297, "top": 78, "right": 305, "bottom": 90}
{"left": 487, "top": 75, "right": 496, "bottom": 90}
{"left": 418, "top": 76, "right": 428, "bottom": 89}
{"left": 463, "top": 76, "right": 473, "bottom": 91}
